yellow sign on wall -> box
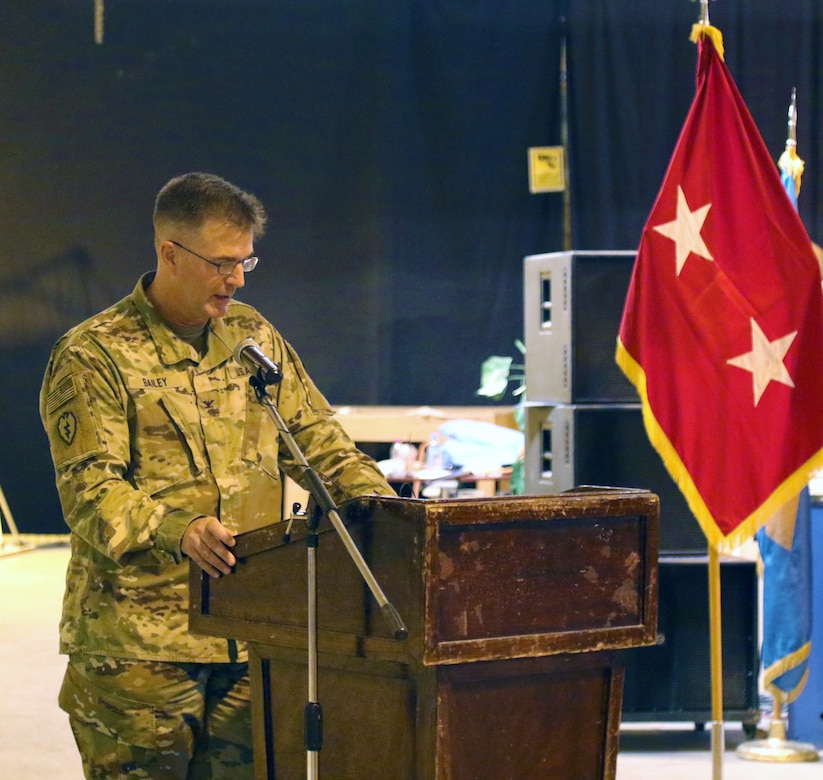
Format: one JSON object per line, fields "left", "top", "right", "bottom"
{"left": 528, "top": 146, "right": 565, "bottom": 193}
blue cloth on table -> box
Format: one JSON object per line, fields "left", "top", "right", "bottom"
{"left": 438, "top": 419, "right": 523, "bottom": 472}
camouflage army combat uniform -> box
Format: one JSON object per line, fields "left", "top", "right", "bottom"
{"left": 40, "top": 272, "right": 394, "bottom": 778}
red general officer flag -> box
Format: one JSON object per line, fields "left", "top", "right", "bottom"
{"left": 615, "top": 25, "right": 823, "bottom": 550}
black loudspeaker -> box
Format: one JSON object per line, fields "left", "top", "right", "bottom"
{"left": 524, "top": 403, "right": 706, "bottom": 554}
{"left": 621, "top": 556, "right": 760, "bottom": 727}
{"left": 524, "top": 251, "right": 637, "bottom": 404}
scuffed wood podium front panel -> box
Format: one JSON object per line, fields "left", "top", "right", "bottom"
{"left": 436, "top": 654, "right": 623, "bottom": 780}
{"left": 420, "top": 491, "right": 658, "bottom": 664}
{"left": 431, "top": 514, "right": 645, "bottom": 637}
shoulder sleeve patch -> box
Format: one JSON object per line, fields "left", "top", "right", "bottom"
{"left": 45, "top": 372, "right": 105, "bottom": 468}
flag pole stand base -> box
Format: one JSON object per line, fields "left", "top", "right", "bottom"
{"left": 736, "top": 717, "right": 820, "bottom": 763}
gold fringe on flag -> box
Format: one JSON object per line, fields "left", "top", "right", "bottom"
{"left": 762, "top": 642, "right": 811, "bottom": 705}
{"left": 690, "top": 23, "right": 725, "bottom": 60}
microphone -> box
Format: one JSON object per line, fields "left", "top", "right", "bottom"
{"left": 233, "top": 338, "right": 282, "bottom": 385}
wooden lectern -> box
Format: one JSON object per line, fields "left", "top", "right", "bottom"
{"left": 190, "top": 489, "right": 659, "bottom": 779}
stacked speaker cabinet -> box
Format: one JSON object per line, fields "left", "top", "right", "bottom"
{"left": 523, "top": 250, "right": 638, "bottom": 405}
{"left": 523, "top": 251, "right": 759, "bottom": 724}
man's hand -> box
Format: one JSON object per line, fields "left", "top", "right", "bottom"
{"left": 181, "top": 516, "right": 237, "bottom": 578}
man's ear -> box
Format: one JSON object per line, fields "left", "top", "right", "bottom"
{"left": 158, "top": 240, "right": 179, "bottom": 270}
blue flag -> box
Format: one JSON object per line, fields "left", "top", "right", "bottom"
{"left": 756, "top": 488, "right": 812, "bottom": 701}
{"left": 780, "top": 168, "right": 799, "bottom": 208}
{"left": 755, "top": 133, "right": 813, "bottom": 702}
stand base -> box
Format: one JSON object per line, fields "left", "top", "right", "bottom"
{"left": 736, "top": 738, "right": 820, "bottom": 763}
{"left": 737, "top": 714, "right": 820, "bottom": 762}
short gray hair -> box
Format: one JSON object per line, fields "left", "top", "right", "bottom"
{"left": 153, "top": 172, "right": 267, "bottom": 237}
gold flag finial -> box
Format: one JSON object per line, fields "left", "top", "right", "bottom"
{"left": 778, "top": 88, "right": 804, "bottom": 197}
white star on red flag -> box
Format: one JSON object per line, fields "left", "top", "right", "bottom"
{"left": 652, "top": 186, "right": 714, "bottom": 275}
{"left": 726, "top": 319, "right": 797, "bottom": 406}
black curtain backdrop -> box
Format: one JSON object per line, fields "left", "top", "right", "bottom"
{"left": 2, "top": 1, "right": 821, "bottom": 532}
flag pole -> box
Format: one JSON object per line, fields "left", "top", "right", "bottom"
{"left": 691, "top": 4, "right": 725, "bottom": 777}
{"left": 708, "top": 543, "right": 725, "bottom": 778}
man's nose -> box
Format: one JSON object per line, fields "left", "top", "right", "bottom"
{"left": 226, "top": 263, "right": 245, "bottom": 287}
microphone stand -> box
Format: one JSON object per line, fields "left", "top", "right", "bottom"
{"left": 247, "top": 371, "right": 407, "bottom": 780}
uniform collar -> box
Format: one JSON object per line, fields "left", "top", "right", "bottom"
{"left": 132, "top": 272, "right": 234, "bottom": 370}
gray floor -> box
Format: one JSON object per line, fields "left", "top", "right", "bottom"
{"left": 1, "top": 541, "right": 819, "bottom": 779}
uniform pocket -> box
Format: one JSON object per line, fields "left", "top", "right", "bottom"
{"left": 58, "top": 662, "right": 157, "bottom": 750}
{"left": 130, "top": 391, "right": 208, "bottom": 498}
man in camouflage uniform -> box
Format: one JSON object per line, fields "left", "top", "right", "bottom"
{"left": 39, "top": 172, "right": 395, "bottom": 779}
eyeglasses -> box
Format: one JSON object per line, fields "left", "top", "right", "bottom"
{"left": 170, "top": 240, "right": 259, "bottom": 276}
